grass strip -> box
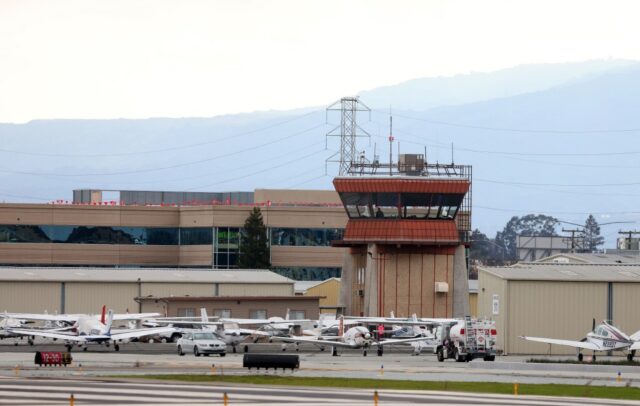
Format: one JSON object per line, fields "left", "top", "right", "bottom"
{"left": 115, "top": 375, "right": 640, "bottom": 400}
{"left": 528, "top": 358, "right": 640, "bottom": 366}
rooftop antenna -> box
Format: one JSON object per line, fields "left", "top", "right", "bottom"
{"left": 389, "top": 106, "right": 394, "bottom": 176}
{"left": 451, "top": 143, "right": 454, "bottom": 164}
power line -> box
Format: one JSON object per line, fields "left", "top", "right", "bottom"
{"left": 0, "top": 123, "right": 326, "bottom": 177}
{"left": 475, "top": 178, "right": 640, "bottom": 187}
{"left": 474, "top": 205, "right": 640, "bottom": 216}
{"left": 388, "top": 127, "right": 640, "bottom": 158}
{"left": 0, "top": 110, "right": 321, "bottom": 158}
{"left": 185, "top": 148, "right": 328, "bottom": 191}
{"left": 374, "top": 109, "right": 640, "bottom": 134}
{"left": 89, "top": 141, "right": 326, "bottom": 189}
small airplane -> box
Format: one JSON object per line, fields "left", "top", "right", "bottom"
{"left": 8, "top": 306, "right": 173, "bottom": 351}
{"left": 520, "top": 319, "right": 640, "bottom": 361}
{"left": 0, "top": 314, "right": 34, "bottom": 344}
{"left": 146, "top": 309, "right": 303, "bottom": 352}
{"left": 270, "top": 317, "right": 435, "bottom": 356}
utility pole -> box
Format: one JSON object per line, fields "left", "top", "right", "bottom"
{"left": 326, "top": 97, "right": 371, "bottom": 176}
{"left": 618, "top": 230, "right": 640, "bottom": 250}
{"left": 562, "top": 228, "right": 583, "bottom": 253}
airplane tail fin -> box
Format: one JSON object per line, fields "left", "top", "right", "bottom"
{"left": 200, "top": 308, "right": 209, "bottom": 323}
{"left": 105, "top": 309, "right": 114, "bottom": 335}
{"left": 100, "top": 305, "right": 107, "bottom": 325}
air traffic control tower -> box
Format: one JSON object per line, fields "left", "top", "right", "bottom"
{"left": 328, "top": 98, "right": 472, "bottom": 318}
{"left": 333, "top": 157, "right": 472, "bottom": 318}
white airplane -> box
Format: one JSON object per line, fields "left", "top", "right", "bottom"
{"left": 8, "top": 307, "right": 173, "bottom": 352}
{"left": 520, "top": 320, "right": 640, "bottom": 361}
{"left": 0, "top": 314, "right": 34, "bottom": 344}
{"left": 147, "top": 309, "right": 300, "bottom": 352}
{"left": 270, "top": 317, "right": 434, "bottom": 356}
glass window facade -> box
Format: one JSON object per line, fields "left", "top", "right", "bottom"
{"left": 338, "top": 192, "right": 464, "bottom": 220}
{"left": 180, "top": 228, "right": 213, "bottom": 245}
{"left": 270, "top": 228, "right": 343, "bottom": 246}
{"left": 271, "top": 267, "right": 341, "bottom": 281}
{"left": 214, "top": 227, "right": 242, "bottom": 268}
{"left": 0, "top": 225, "right": 179, "bottom": 245}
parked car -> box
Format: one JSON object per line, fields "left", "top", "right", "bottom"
{"left": 177, "top": 331, "right": 227, "bottom": 357}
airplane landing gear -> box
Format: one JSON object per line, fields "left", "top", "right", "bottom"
{"left": 27, "top": 339, "right": 33, "bottom": 346}
{"left": 578, "top": 352, "right": 583, "bottom": 362}
{"left": 377, "top": 347, "right": 383, "bottom": 357}
{"left": 66, "top": 344, "right": 72, "bottom": 352}
{"left": 331, "top": 346, "right": 338, "bottom": 356}
{"left": 114, "top": 344, "right": 120, "bottom": 352}
{"left": 83, "top": 346, "right": 88, "bottom": 352}
{"left": 232, "top": 345, "right": 237, "bottom": 354}
{"left": 627, "top": 350, "right": 636, "bottom": 362}
{"left": 362, "top": 349, "right": 367, "bottom": 357}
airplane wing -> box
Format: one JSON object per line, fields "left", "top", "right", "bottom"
{"left": 9, "top": 328, "right": 88, "bottom": 342}
{"left": 110, "top": 327, "right": 175, "bottom": 341}
{"left": 3, "top": 313, "right": 80, "bottom": 322}
{"left": 112, "top": 313, "right": 161, "bottom": 320}
{"left": 269, "top": 335, "right": 355, "bottom": 348}
{"left": 519, "top": 336, "right": 600, "bottom": 350}
{"left": 371, "top": 336, "right": 435, "bottom": 347}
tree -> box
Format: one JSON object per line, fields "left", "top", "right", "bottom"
{"left": 470, "top": 229, "right": 505, "bottom": 267}
{"left": 580, "top": 214, "right": 604, "bottom": 252}
{"left": 495, "top": 214, "right": 559, "bottom": 262}
{"left": 237, "top": 207, "right": 271, "bottom": 269}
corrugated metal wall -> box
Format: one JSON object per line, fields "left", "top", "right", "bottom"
{"left": 477, "top": 272, "right": 507, "bottom": 352}
{"left": 612, "top": 283, "right": 640, "bottom": 336}
{"left": 0, "top": 282, "right": 61, "bottom": 313}
{"left": 306, "top": 279, "right": 341, "bottom": 310}
{"left": 65, "top": 283, "right": 138, "bottom": 314}
{"left": 219, "top": 283, "right": 292, "bottom": 296}
{"left": 140, "top": 283, "right": 216, "bottom": 298}
{"left": 508, "top": 281, "right": 607, "bottom": 355}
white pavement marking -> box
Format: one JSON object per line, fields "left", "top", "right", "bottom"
{"left": 0, "top": 378, "right": 638, "bottom": 406}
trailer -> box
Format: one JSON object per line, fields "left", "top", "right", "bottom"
{"left": 435, "top": 316, "right": 496, "bottom": 362}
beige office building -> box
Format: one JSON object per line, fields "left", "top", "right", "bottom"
{"left": 0, "top": 189, "right": 347, "bottom": 281}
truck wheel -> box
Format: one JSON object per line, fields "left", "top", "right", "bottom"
{"left": 454, "top": 349, "right": 465, "bottom": 362}
{"left": 220, "top": 353, "right": 226, "bottom": 357}
{"left": 436, "top": 348, "right": 445, "bottom": 362}
{"left": 483, "top": 355, "right": 495, "bottom": 361}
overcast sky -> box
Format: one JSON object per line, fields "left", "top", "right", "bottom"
{"left": 1, "top": 0, "right": 640, "bottom": 122}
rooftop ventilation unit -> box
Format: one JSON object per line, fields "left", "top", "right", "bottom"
{"left": 398, "top": 154, "right": 424, "bottom": 176}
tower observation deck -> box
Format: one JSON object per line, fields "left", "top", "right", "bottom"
{"left": 332, "top": 154, "right": 472, "bottom": 318}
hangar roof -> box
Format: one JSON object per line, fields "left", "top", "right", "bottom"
{"left": 0, "top": 267, "right": 293, "bottom": 284}
{"left": 534, "top": 253, "right": 640, "bottom": 264}
{"left": 480, "top": 263, "right": 640, "bottom": 282}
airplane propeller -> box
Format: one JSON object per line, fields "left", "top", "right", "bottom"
{"left": 592, "top": 318, "right": 596, "bottom": 332}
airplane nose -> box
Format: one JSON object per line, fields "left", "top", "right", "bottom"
{"left": 364, "top": 333, "right": 371, "bottom": 339}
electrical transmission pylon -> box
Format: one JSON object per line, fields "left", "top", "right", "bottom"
{"left": 326, "top": 96, "right": 371, "bottom": 175}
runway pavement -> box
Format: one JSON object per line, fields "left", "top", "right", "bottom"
{"left": 0, "top": 377, "right": 638, "bottom": 406}
{"left": 0, "top": 341, "right": 638, "bottom": 404}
